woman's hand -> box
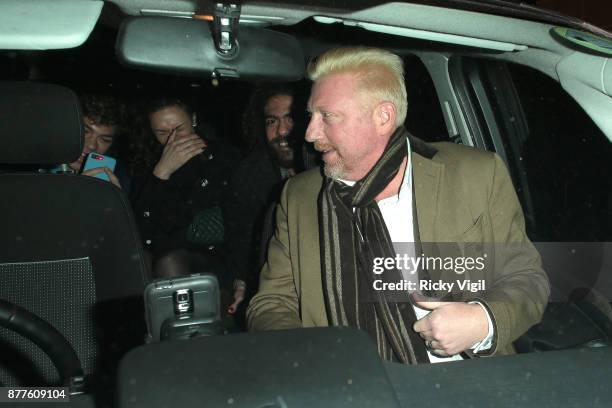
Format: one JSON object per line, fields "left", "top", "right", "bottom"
{"left": 82, "top": 167, "right": 122, "bottom": 189}
{"left": 228, "top": 279, "right": 247, "bottom": 315}
{"left": 153, "top": 130, "right": 207, "bottom": 180}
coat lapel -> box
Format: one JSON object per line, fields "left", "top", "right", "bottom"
{"left": 412, "top": 152, "right": 444, "bottom": 244}
{"left": 411, "top": 150, "right": 444, "bottom": 297}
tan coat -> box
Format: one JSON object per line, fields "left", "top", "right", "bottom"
{"left": 247, "top": 141, "right": 550, "bottom": 357}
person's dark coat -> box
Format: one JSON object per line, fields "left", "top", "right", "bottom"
{"left": 223, "top": 146, "right": 288, "bottom": 290}
{"left": 130, "top": 140, "right": 237, "bottom": 259}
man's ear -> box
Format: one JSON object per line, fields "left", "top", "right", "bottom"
{"left": 374, "top": 102, "right": 397, "bottom": 133}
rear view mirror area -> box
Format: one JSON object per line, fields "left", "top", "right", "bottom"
{"left": 116, "top": 17, "right": 305, "bottom": 82}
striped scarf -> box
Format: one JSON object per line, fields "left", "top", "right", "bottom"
{"left": 318, "top": 126, "right": 429, "bottom": 364}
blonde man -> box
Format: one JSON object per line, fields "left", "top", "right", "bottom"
{"left": 247, "top": 47, "right": 549, "bottom": 364}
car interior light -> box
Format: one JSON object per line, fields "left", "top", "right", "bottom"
{"left": 313, "top": 16, "right": 528, "bottom": 52}
{"left": 194, "top": 14, "right": 214, "bottom": 21}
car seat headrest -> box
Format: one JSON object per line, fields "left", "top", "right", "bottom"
{"left": 0, "top": 81, "right": 83, "bottom": 164}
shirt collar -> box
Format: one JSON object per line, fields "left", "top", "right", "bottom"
{"left": 338, "top": 137, "right": 413, "bottom": 202}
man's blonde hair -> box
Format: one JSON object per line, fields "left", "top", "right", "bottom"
{"left": 307, "top": 47, "right": 407, "bottom": 126}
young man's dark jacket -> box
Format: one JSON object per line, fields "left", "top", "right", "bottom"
{"left": 223, "top": 146, "right": 289, "bottom": 291}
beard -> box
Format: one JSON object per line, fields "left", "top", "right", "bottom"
{"left": 314, "top": 142, "right": 347, "bottom": 180}
{"left": 322, "top": 157, "right": 346, "bottom": 180}
{"left": 268, "top": 137, "right": 295, "bottom": 169}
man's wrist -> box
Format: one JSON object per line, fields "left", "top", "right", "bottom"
{"left": 469, "top": 301, "right": 494, "bottom": 353}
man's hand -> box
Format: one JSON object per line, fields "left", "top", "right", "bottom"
{"left": 413, "top": 300, "right": 488, "bottom": 357}
{"left": 82, "top": 167, "right": 122, "bottom": 189}
{"left": 153, "top": 131, "right": 206, "bottom": 180}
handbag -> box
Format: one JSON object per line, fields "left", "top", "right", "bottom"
{"left": 185, "top": 206, "right": 225, "bottom": 246}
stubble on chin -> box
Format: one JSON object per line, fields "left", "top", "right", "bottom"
{"left": 323, "top": 158, "right": 346, "bottom": 180}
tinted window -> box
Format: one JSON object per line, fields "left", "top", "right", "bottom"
{"left": 403, "top": 55, "right": 449, "bottom": 143}
{"left": 507, "top": 63, "right": 612, "bottom": 242}
{"left": 459, "top": 58, "right": 612, "bottom": 242}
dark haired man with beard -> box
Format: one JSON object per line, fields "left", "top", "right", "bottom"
{"left": 264, "top": 94, "right": 297, "bottom": 175}
{"left": 223, "top": 84, "right": 304, "bottom": 317}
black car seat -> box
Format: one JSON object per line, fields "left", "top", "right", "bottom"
{"left": 0, "top": 81, "right": 148, "bottom": 388}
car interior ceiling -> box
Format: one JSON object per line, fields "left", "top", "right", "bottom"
{"left": 1, "top": 2, "right": 612, "bottom": 407}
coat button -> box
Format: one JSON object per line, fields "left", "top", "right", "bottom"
{"left": 200, "top": 178, "right": 209, "bottom": 188}
{"left": 208, "top": 153, "right": 214, "bottom": 160}
{"left": 145, "top": 240, "right": 152, "bottom": 245}
{"left": 143, "top": 211, "right": 150, "bottom": 217}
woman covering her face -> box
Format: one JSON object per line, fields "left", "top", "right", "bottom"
{"left": 129, "top": 97, "right": 238, "bottom": 288}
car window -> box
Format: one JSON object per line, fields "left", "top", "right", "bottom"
{"left": 403, "top": 55, "right": 450, "bottom": 143}
{"left": 506, "top": 62, "right": 612, "bottom": 242}
{"left": 452, "top": 57, "right": 612, "bottom": 243}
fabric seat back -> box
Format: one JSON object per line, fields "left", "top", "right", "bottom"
{"left": 0, "top": 82, "right": 147, "bottom": 386}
